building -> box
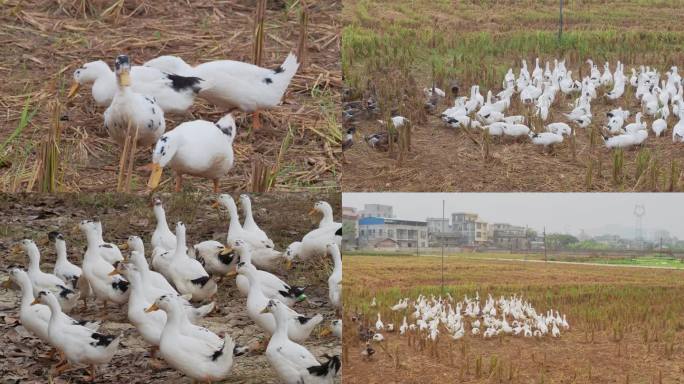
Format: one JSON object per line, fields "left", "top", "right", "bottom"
{"left": 451, "top": 213, "right": 488, "bottom": 245}
{"left": 342, "top": 206, "right": 360, "bottom": 248}
{"left": 490, "top": 223, "right": 529, "bottom": 250}
{"left": 359, "top": 204, "right": 394, "bottom": 219}
{"left": 358, "top": 217, "right": 428, "bottom": 249}
{"left": 426, "top": 217, "right": 450, "bottom": 234}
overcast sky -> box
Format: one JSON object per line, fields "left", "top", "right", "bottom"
{"left": 343, "top": 193, "right": 684, "bottom": 238}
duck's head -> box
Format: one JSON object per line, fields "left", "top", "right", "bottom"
{"left": 68, "top": 61, "right": 110, "bottom": 98}
{"left": 309, "top": 201, "right": 332, "bottom": 220}
{"left": 4, "top": 268, "right": 26, "bottom": 289}
{"left": 145, "top": 294, "right": 174, "bottom": 313}
{"left": 126, "top": 235, "right": 144, "bottom": 254}
{"left": 47, "top": 231, "right": 65, "bottom": 243}
{"left": 238, "top": 194, "right": 251, "bottom": 209}
{"left": 215, "top": 114, "right": 236, "bottom": 139}
{"left": 175, "top": 221, "right": 186, "bottom": 237}
{"left": 108, "top": 260, "right": 130, "bottom": 277}
{"left": 15, "top": 239, "right": 37, "bottom": 255}
{"left": 259, "top": 299, "right": 281, "bottom": 315}
{"left": 114, "top": 55, "right": 132, "bottom": 86}
{"left": 213, "top": 194, "right": 236, "bottom": 211}
{"left": 150, "top": 197, "right": 163, "bottom": 208}
{"left": 31, "top": 290, "right": 54, "bottom": 306}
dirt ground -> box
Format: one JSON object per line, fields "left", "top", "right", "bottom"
{"left": 0, "top": 192, "right": 341, "bottom": 383}
{"left": 0, "top": 0, "right": 341, "bottom": 193}
{"left": 342, "top": 94, "right": 684, "bottom": 192}
{"left": 340, "top": 0, "right": 684, "bottom": 192}
{"left": 342, "top": 256, "right": 684, "bottom": 383}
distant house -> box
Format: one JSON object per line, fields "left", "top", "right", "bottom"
{"left": 358, "top": 217, "right": 428, "bottom": 249}
{"left": 490, "top": 223, "right": 530, "bottom": 250}
{"left": 373, "top": 238, "right": 399, "bottom": 249}
{"left": 452, "top": 213, "right": 489, "bottom": 245}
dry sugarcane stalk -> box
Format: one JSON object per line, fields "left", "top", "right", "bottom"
{"left": 252, "top": 0, "right": 267, "bottom": 67}
{"left": 297, "top": 0, "right": 309, "bottom": 70}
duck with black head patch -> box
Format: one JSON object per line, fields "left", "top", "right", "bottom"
{"left": 103, "top": 55, "right": 166, "bottom": 148}
{"left": 147, "top": 113, "right": 236, "bottom": 193}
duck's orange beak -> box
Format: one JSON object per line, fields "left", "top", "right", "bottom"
{"left": 67, "top": 81, "right": 80, "bottom": 99}
{"left": 147, "top": 163, "right": 163, "bottom": 190}
{"left": 144, "top": 304, "right": 159, "bottom": 313}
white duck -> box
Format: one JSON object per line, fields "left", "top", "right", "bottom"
{"left": 80, "top": 220, "right": 130, "bottom": 313}
{"left": 652, "top": 118, "right": 667, "bottom": 137}
{"left": 109, "top": 258, "right": 214, "bottom": 324}
{"left": 5, "top": 269, "right": 99, "bottom": 346}
{"left": 673, "top": 116, "right": 684, "bottom": 142}
{"left": 33, "top": 290, "right": 119, "bottom": 381}
{"left": 151, "top": 197, "right": 176, "bottom": 252}
{"left": 167, "top": 222, "right": 217, "bottom": 302}
{"left": 327, "top": 243, "right": 342, "bottom": 310}
{"left": 49, "top": 232, "right": 90, "bottom": 307}
{"left": 231, "top": 240, "right": 306, "bottom": 306}
{"left": 530, "top": 132, "right": 563, "bottom": 149}
{"left": 216, "top": 194, "right": 283, "bottom": 271}
{"left": 126, "top": 236, "right": 176, "bottom": 293}
{"left": 285, "top": 201, "right": 342, "bottom": 262}
{"left": 145, "top": 294, "right": 243, "bottom": 383}
{"left": 147, "top": 114, "right": 236, "bottom": 193}
{"left": 69, "top": 59, "right": 201, "bottom": 113}
{"left": 144, "top": 52, "right": 299, "bottom": 129}
{"left": 19, "top": 239, "right": 79, "bottom": 313}
{"left": 112, "top": 264, "right": 166, "bottom": 357}
{"left": 261, "top": 299, "right": 341, "bottom": 384}
{"left": 239, "top": 194, "right": 274, "bottom": 247}
{"left": 103, "top": 55, "right": 166, "bottom": 147}
{"left": 239, "top": 262, "right": 322, "bottom": 342}
{"left": 91, "top": 220, "right": 124, "bottom": 265}
{"left": 192, "top": 240, "right": 238, "bottom": 277}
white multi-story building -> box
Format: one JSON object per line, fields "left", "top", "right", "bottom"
{"left": 358, "top": 217, "right": 428, "bottom": 248}
{"left": 426, "top": 217, "right": 450, "bottom": 234}
{"left": 451, "top": 212, "right": 488, "bottom": 245}
{"left": 359, "top": 204, "right": 394, "bottom": 219}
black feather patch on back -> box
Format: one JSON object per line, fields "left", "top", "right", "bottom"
{"left": 191, "top": 276, "right": 211, "bottom": 287}
{"left": 307, "top": 355, "right": 341, "bottom": 377}
{"left": 288, "top": 285, "right": 306, "bottom": 297}
{"left": 218, "top": 250, "right": 236, "bottom": 266}
{"left": 211, "top": 342, "right": 225, "bottom": 361}
{"left": 274, "top": 65, "right": 284, "bottom": 74}
{"left": 99, "top": 244, "right": 113, "bottom": 249}
{"left": 74, "top": 319, "right": 95, "bottom": 327}
{"left": 335, "top": 227, "right": 342, "bottom": 236}
{"left": 263, "top": 77, "right": 273, "bottom": 84}
{"left": 111, "top": 279, "right": 129, "bottom": 293}
{"left": 167, "top": 74, "right": 203, "bottom": 93}
{"left": 57, "top": 285, "right": 74, "bottom": 298}
{"left": 90, "top": 332, "right": 116, "bottom": 347}
{"left": 296, "top": 316, "right": 312, "bottom": 325}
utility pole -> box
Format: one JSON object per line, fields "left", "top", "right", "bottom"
{"left": 544, "top": 226, "right": 548, "bottom": 262}
{"left": 441, "top": 199, "right": 445, "bottom": 294}
{"left": 558, "top": 0, "right": 564, "bottom": 42}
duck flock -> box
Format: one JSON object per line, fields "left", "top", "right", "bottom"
{"left": 363, "top": 292, "right": 569, "bottom": 347}
{"left": 69, "top": 51, "right": 299, "bottom": 191}
{"left": 346, "top": 59, "right": 684, "bottom": 153}
{"left": 439, "top": 59, "right": 684, "bottom": 149}
{"left": 3, "top": 195, "right": 342, "bottom": 383}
